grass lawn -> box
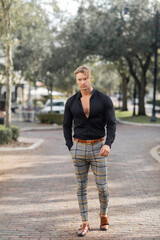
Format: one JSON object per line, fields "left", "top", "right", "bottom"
{"left": 115, "top": 110, "right": 160, "bottom": 124}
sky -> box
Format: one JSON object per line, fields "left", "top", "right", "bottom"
{"left": 41, "top": 0, "right": 79, "bottom": 18}
{"left": 40, "top": 0, "right": 80, "bottom": 32}
{"left": 57, "top": 0, "right": 79, "bottom": 14}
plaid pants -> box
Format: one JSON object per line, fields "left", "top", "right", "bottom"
{"left": 70, "top": 139, "right": 109, "bottom": 222}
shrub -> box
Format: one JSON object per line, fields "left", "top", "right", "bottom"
{"left": 147, "top": 100, "right": 160, "bottom": 106}
{"left": 36, "top": 113, "right": 63, "bottom": 125}
{"left": 0, "top": 125, "right": 12, "bottom": 144}
{"left": 11, "top": 125, "right": 19, "bottom": 141}
{"left": 0, "top": 125, "right": 20, "bottom": 144}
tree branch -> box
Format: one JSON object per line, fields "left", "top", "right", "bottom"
{"left": 144, "top": 54, "right": 151, "bottom": 74}
{"left": 6, "top": 0, "right": 13, "bottom": 11}
{"left": 135, "top": 53, "right": 151, "bottom": 75}
{"left": 125, "top": 56, "right": 140, "bottom": 87}
{"left": 0, "top": 0, "right": 5, "bottom": 10}
{"left": 135, "top": 54, "right": 143, "bottom": 69}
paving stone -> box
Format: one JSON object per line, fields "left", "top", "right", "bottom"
{"left": 0, "top": 124, "right": 160, "bottom": 239}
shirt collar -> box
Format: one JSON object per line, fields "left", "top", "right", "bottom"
{"left": 76, "top": 88, "right": 96, "bottom": 100}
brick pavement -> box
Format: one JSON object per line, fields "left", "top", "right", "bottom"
{"left": 0, "top": 123, "right": 160, "bottom": 240}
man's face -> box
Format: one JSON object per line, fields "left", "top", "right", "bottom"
{"left": 76, "top": 72, "right": 92, "bottom": 91}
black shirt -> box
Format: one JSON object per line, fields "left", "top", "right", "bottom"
{"left": 63, "top": 89, "right": 116, "bottom": 150}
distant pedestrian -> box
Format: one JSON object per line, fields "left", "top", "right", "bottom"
{"left": 63, "top": 65, "right": 116, "bottom": 236}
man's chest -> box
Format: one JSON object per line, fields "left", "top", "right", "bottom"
{"left": 80, "top": 97, "right": 90, "bottom": 118}
{"left": 71, "top": 96, "right": 104, "bottom": 119}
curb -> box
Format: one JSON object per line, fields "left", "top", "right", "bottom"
{"left": 20, "top": 126, "right": 63, "bottom": 132}
{"left": 0, "top": 137, "right": 44, "bottom": 152}
{"left": 116, "top": 118, "right": 160, "bottom": 127}
{"left": 150, "top": 145, "right": 160, "bottom": 164}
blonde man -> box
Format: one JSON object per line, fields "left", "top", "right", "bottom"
{"left": 63, "top": 65, "right": 116, "bottom": 236}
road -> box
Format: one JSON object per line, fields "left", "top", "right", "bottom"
{"left": 0, "top": 123, "right": 160, "bottom": 239}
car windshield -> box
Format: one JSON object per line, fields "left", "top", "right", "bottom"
{"left": 46, "top": 102, "right": 64, "bottom": 107}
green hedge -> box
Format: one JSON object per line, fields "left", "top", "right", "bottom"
{"left": 147, "top": 100, "right": 160, "bottom": 106}
{"left": 0, "top": 125, "right": 12, "bottom": 144}
{"left": 36, "top": 113, "right": 63, "bottom": 125}
{"left": 11, "top": 125, "right": 19, "bottom": 141}
{"left": 0, "top": 125, "right": 20, "bottom": 145}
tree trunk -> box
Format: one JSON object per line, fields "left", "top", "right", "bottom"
{"left": 116, "top": 60, "right": 129, "bottom": 111}
{"left": 0, "top": 84, "right": 2, "bottom": 101}
{"left": 5, "top": 8, "right": 13, "bottom": 128}
{"left": 15, "top": 85, "right": 18, "bottom": 102}
{"left": 5, "top": 42, "right": 13, "bottom": 127}
{"left": 27, "top": 84, "right": 31, "bottom": 108}
{"left": 34, "top": 85, "right": 37, "bottom": 111}
{"left": 138, "top": 74, "right": 146, "bottom": 115}
{"left": 50, "top": 85, "right": 53, "bottom": 113}
{"left": 22, "top": 84, "right": 24, "bottom": 105}
{"left": 121, "top": 77, "right": 128, "bottom": 111}
{"left": 126, "top": 56, "right": 146, "bottom": 115}
{"left": 135, "top": 54, "right": 151, "bottom": 116}
{"left": 1, "top": 0, "right": 13, "bottom": 128}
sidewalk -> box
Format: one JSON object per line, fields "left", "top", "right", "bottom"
{"left": 11, "top": 120, "right": 62, "bottom": 131}
{"left": 0, "top": 124, "right": 160, "bottom": 239}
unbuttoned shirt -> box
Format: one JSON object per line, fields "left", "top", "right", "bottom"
{"left": 63, "top": 89, "right": 116, "bottom": 150}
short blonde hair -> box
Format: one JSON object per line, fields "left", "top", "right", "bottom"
{"left": 74, "top": 65, "right": 91, "bottom": 78}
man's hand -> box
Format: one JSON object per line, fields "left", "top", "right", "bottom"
{"left": 100, "top": 145, "right": 111, "bottom": 157}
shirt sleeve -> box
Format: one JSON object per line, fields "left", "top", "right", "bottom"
{"left": 63, "top": 98, "right": 73, "bottom": 150}
{"left": 104, "top": 96, "right": 116, "bottom": 148}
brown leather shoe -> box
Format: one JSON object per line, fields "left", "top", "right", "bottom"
{"left": 77, "top": 222, "right": 90, "bottom": 236}
{"left": 100, "top": 215, "right": 109, "bottom": 231}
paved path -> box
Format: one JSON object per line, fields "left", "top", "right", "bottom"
{"left": 0, "top": 123, "right": 160, "bottom": 240}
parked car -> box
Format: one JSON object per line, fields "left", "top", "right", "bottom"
{"left": 41, "top": 99, "right": 66, "bottom": 114}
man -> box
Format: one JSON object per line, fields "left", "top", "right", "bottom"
{"left": 63, "top": 65, "right": 116, "bottom": 237}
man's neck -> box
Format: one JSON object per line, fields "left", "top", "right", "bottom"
{"left": 81, "top": 87, "right": 93, "bottom": 97}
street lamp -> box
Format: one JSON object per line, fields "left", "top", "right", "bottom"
{"left": 124, "top": 4, "right": 158, "bottom": 122}
{"left": 124, "top": 7, "right": 130, "bottom": 21}
{"left": 133, "top": 81, "right": 137, "bottom": 116}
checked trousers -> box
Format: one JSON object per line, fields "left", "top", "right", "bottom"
{"left": 70, "top": 139, "right": 109, "bottom": 222}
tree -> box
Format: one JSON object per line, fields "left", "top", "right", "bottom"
{"left": 115, "top": 59, "right": 130, "bottom": 111}
{"left": 60, "top": 0, "right": 156, "bottom": 115}
{"left": 13, "top": 0, "right": 72, "bottom": 103}
{"left": 0, "top": 0, "right": 53, "bottom": 125}
{"left": 0, "top": 0, "right": 13, "bottom": 127}
{"left": 13, "top": 0, "right": 53, "bottom": 92}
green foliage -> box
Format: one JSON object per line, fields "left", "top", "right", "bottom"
{"left": 1, "top": 0, "right": 159, "bottom": 118}
{"left": 11, "top": 125, "right": 19, "bottom": 141}
{"left": 86, "top": 58, "right": 119, "bottom": 95}
{"left": 0, "top": 125, "right": 12, "bottom": 144}
{"left": 0, "top": 125, "right": 19, "bottom": 144}
{"left": 13, "top": 0, "right": 53, "bottom": 85}
{"left": 36, "top": 113, "right": 63, "bottom": 125}
{"left": 147, "top": 100, "right": 160, "bottom": 106}
{"left": 59, "top": 0, "right": 156, "bottom": 114}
